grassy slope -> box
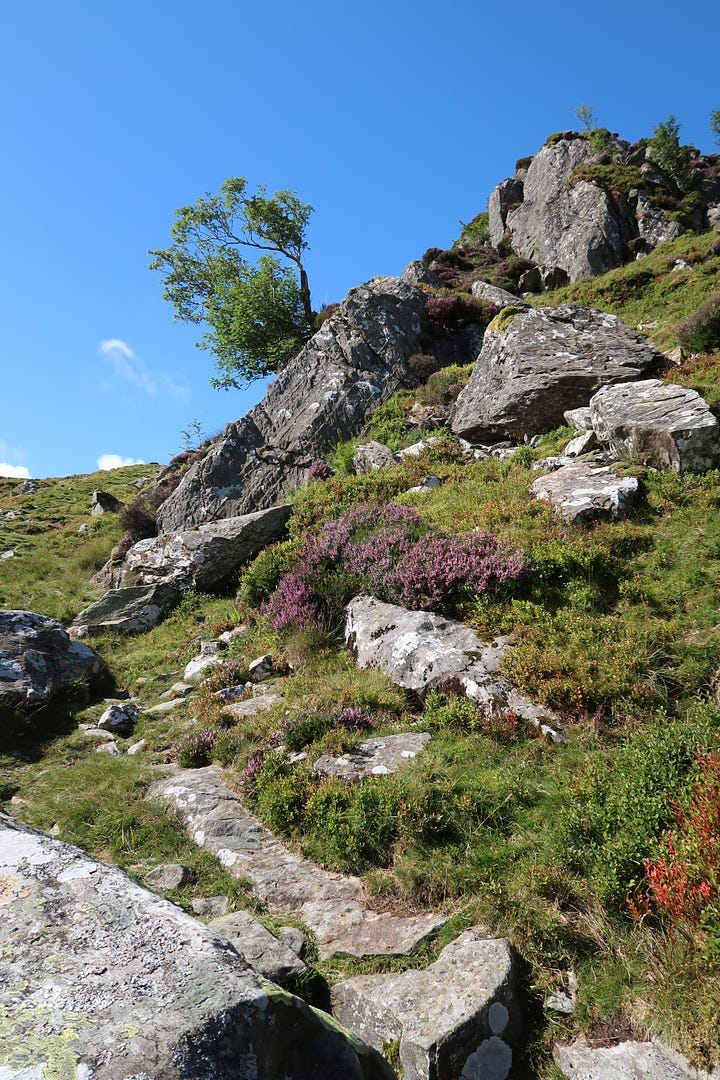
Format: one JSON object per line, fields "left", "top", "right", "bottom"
{"left": 2, "top": 232, "right": 720, "bottom": 1075}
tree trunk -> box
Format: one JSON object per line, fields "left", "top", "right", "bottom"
{"left": 298, "top": 265, "right": 313, "bottom": 326}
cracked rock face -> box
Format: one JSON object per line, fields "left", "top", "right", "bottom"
{"left": 156, "top": 276, "right": 429, "bottom": 531}
{"left": 450, "top": 305, "right": 666, "bottom": 443}
{"left": 530, "top": 461, "right": 640, "bottom": 524}
{"left": 0, "top": 812, "right": 394, "bottom": 1080}
{"left": 0, "top": 610, "right": 102, "bottom": 707}
{"left": 589, "top": 380, "right": 720, "bottom": 473}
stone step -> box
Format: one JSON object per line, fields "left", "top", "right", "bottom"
{"left": 148, "top": 765, "right": 445, "bottom": 961}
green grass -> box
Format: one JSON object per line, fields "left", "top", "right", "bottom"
{"left": 3, "top": 237, "right": 720, "bottom": 1072}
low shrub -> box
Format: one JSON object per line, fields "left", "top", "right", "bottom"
{"left": 308, "top": 459, "right": 332, "bottom": 481}
{"left": 262, "top": 504, "right": 526, "bottom": 634}
{"left": 176, "top": 727, "right": 217, "bottom": 768}
{"left": 203, "top": 659, "right": 250, "bottom": 692}
{"left": 677, "top": 294, "right": 720, "bottom": 354}
{"left": 118, "top": 499, "right": 157, "bottom": 541}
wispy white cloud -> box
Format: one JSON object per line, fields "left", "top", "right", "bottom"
{"left": 97, "top": 454, "right": 146, "bottom": 471}
{"left": 98, "top": 338, "right": 188, "bottom": 399}
{"left": 0, "top": 463, "right": 31, "bottom": 478}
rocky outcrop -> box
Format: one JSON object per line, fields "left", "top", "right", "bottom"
{"left": 345, "top": 596, "right": 563, "bottom": 742}
{"left": 314, "top": 732, "right": 432, "bottom": 781}
{"left": 450, "top": 305, "right": 666, "bottom": 443}
{"left": 470, "top": 280, "right": 529, "bottom": 309}
{"left": 207, "top": 911, "right": 309, "bottom": 988}
{"left": 70, "top": 582, "right": 181, "bottom": 637}
{"left": 157, "top": 276, "right": 432, "bottom": 531}
{"left": 116, "top": 506, "right": 292, "bottom": 591}
{"left": 0, "top": 610, "right": 102, "bottom": 707}
{"left": 488, "top": 134, "right": 720, "bottom": 282}
{"left": 530, "top": 461, "right": 640, "bottom": 524}
{"left": 0, "top": 811, "right": 393, "bottom": 1080}
{"left": 554, "top": 1038, "right": 720, "bottom": 1079}
{"left": 148, "top": 765, "right": 446, "bottom": 961}
{"left": 589, "top": 380, "right": 720, "bottom": 472}
{"left": 333, "top": 930, "right": 521, "bottom": 1080}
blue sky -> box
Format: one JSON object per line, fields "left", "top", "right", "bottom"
{"left": 1, "top": 0, "right": 718, "bottom": 479}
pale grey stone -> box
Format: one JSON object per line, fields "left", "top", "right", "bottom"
{"left": 249, "top": 654, "right": 274, "bottom": 682}
{"left": 406, "top": 402, "right": 451, "bottom": 428}
{"left": 143, "top": 698, "right": 188, "bottom": 715}
{"left": 471, "top": 280, "right": 529, "bottom": 309}
{"left": 0, "top": 610, "right": 102, "bottom": 707}
{"left": 190, "top": 894, "right": 231, "bottom": 917}
{"left": 565, "top": 430, "right": 600, "bottom": 457}
{"left": 95, "top": 741, "right": 121, "bottom": 756}
{"left": 116, "top": 506, "right": 291, "bottom": 592}
{"left": 208, "top": 911, "right": 308, "bottom": 986}
{"left": 395, "top": 437, "right": 443, "bottom": 459}
{"left": 184, "top": 641, "right": 223, "bottom": 681}
{"left": 223, "top": 693, "right": 285, "bottom": 719}
{"left": 97, "top": 702, "right": 138, "bottom": 736}
{"left": 144, "top": 863, "right": 191, "bottom": 890}
{"left": 530, "top": 462, "right": 640, "bottom": 524}
{"left": 406, "top": 474, "right": 442, "bottom": 494}
{"left": 589, "top": 380, "right": 720, "bottom": 473}
{"left": 488, "top": 176, "right": 525, "bottom": 247}
{"left": 451, "top": 305, "right": 666, "bottom": 443}
{"left": 278, "top": 927, "right": 306, "bottom": 956}
{"left": 148, "top": 766, "right": 446, "bottom": 960}
{"left": 345, "top": 597, "right": 563, "bottom": 742}
{"left": 314, "top": 732, "right": 432, "bottom": 781}
{"left": 0, "top": 812, "right": 391, "bottom": 1080}
{"left": 333, "top": 929, "right": 519, "bottom": 1080}
{"left": 564, "top": 407, "right": 593, "bottom": 430}
{"left": 70, "top": 583, "right": 181, "bottom": 637}
{"left": 554, "top": 1039, "right": 720, "bottom": 1079}
{"left": 353, "top": 441, "right": 400, "bottom": 474}
{"left": 127, "top": 739, "right": 146, "bottom": 755}
{"left": 160, "top": 680, "right": 194, "bottom": 699}
{"left": 90, "top": 490, "right": 122, "bottom": 516}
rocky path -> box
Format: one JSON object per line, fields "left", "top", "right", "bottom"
{"left": 148, "top": 764, "right": 445, "bottom": 961}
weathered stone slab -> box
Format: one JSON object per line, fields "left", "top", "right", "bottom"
{"left": 353, "top": 441, "right": 400, "bottom": 474}
{"left": 70, "top": 583, "right": 181, "bottom": 637}
{"left": 450, "top": 305, "right": 666, "bottom": 443}
{"left": 554, "top": 1038, "right": 720, "bottom": 1079}
{"left": 118, "top": 505, "right": 292, "bottom": 591}
{"left": 345, "top": 597, "right": 562, "bottom": 742}
{"left": 156, "top": 276, "right": 430, "bottom": 530}
{"left": 97, "top": 701, "right": 138, "bottom": 735}
{"left": 208, "top": 911, "right": 308, "bottom": 986}
{"left": 333, "top": 929, "right": 521, "bottom": 1080}
{"left": 314, "top": 732, "right": 432, "bottom": 781}
{"left": 148, "top": 765, "right": 445, "bottom": 961}
{"left": 470, "top": 280, "right": 529, "bottom": 309}
{"left": 589, "top": 380, "right": 720, "bottom": 473}
{"left": 0, "top": 610, "right": 102, "bottom": 707}
{"left": 0, "top": 811, "right": 393, "bottom": 1079}
{"left": 530, "top": 461, "right": 640, "bottom": 524}
{"left": 223, "top": 692, "right": 285, "bottom": 718}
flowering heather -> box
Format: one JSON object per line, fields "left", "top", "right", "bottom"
{"left": 240, "top": 754, "right": 265, "bottom": 795}
{"left": 332, "top": 706, "right": 375, "bottom": 733}
{"left": 263, "top": 503, "right": 526, "bottom": 633}
{"left": 204, "top": 659, "right": 249, "bottom": 692}
{"left": 176, "top": 726, "right": 217, "bottom": 768}
{"left": 308, "top": 459, "right": 332, "bottom": 480}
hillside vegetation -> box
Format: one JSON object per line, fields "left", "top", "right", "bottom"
{"left": 3, "top": 228, "right": 720, "bottom": 1076}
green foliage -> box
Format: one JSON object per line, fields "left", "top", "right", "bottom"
{"left": 574, "top": 103, "right": 597, "bottom": 132}
{"left": 241, "top": 537, "right": 302, "bottom": 606}
{"left": 712, "top": 109, "right": 720, "bottom": 148}
{"left": 150, "top": 177, "right": 313, "bottom": 388}
{"left": 569, "top": 163, "right": 643, "bottom": 198}
{"left": 677, "top": 294, "right": 720, "bottom": 355}
{"left": 559, "top": 707, "right": 720, "bottom": 907}
{"left": 647, "top": 115, "right": 693, "bottom": 193}
{"left": 457, "top": 212, "right": 490, "bottom": 245}
{"left": 487, "top": 306, "right": 525, "bottom": 335}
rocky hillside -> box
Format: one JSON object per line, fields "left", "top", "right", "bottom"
{"left": 2, "top": 125, "right": 720, "bottom": 1079}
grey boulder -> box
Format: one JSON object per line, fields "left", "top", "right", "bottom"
{"left": 333, "top": 929, "right": 520, "bottom": 1080}
{"left": 157, "top": 276, "right": 429, "bottom": 530}
{"left": 554, "top": 1038, "right": 720, "bottom": 1079}
{"left": 470, "top": 280, "right": 529, "bottom": 309}
{"left": 345, "top": 596, "right": 563, "bottom": 741}
{"left": 589, "top": 380, "right": 720, "bottom": 473}
{"left": 70, "top": 582, "right": 181, "bottom": 637}
{"left": 0, "top": 610, "right": 102, "bottom": 707}
{"left": 208, "top": 910, "right": 308, "bottom": 987}
{"left": 451, "top": 305, "right": 666, "bottom": 443}
{"left": 530, "top": 461, "right": 640, "bottom": 524}
{"left": 117, "top": 506, "right": 291, "bottom": 591}
{"left": 314, "top": 732, "right": 432, "bottom": 781}
{"left": 0, "top": 812, "right": 393, "bottom": 1080}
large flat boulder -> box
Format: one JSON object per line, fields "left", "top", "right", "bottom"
{"left": 0, "top": 610, "right": 102, "bottom": 707}
{"left": 345, "top": 596, "right": 563, "bottom": 741}
{"left": 157, "top": 276, "right": 430, "bottom": 531}
{"left": 530, "top": 461, "right": 640, "bottom": 524}
{"left": 117, "top": 505, "right": 292, "bottom": 591}
{"left": 148, "top": 765, "right": 446, "bottom": 961}
{"left": 450, "top": 305, "right": 666, "bottom": 443}
{"left": 0, "top": 812, "right": 393, "bottom": 1080}
{"left": 69, "top": 582, "right": 181, "bottom": 638}
{"left": 589, "top": 380, "right": 720, "bottom": 473}
{"left": 554, "top": 1038, "right": 720, "bottom": 1079}
{"left": 332, "top": 929, "right": 521, "bottom": 1080}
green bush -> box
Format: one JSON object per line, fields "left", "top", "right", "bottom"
{"left": 677, "top": 294, "right": 720, "bottom": 354}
